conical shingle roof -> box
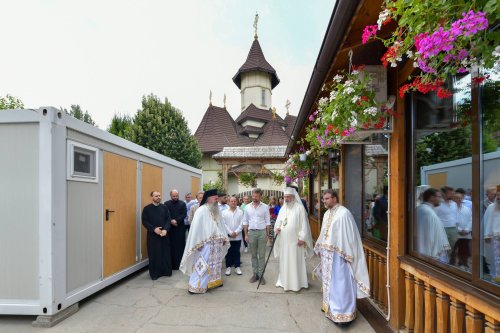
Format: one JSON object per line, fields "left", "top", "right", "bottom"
{"left": 232, "top": 39, "right": 280, "bottom": 89}
{"left": 254, "top": 118, "right": 290, "bottom": 146}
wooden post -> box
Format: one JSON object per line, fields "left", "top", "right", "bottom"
{"left": 373, "top": 254, "right": 380, "bottom": 303}
{"left": 450, "top": 297, "right": 465, "bottom": 333}
{"left": 221, "top": 163, "right": 229, "bottom": 192}
{"left": 378, "top": 256, "right": 385, "bottom": 305}
{"left": 424, "top": 282, "right": 436, "bottom": 333}
{"left": 485, "top": 315, "right": 500, "bottom": 333}
{"left": 465, "top": 305, "right": 483, "bottom": 333}
{"left": 367, "top": 251, "right": 374, "bottom": 298}
{"left": 414, "top": 278, "right": 424, "bottom": 333}
{"left": 435, "top": 290, "right": 449, "bottom": 333}
{"left": 404, "top": 272, "right": 415, "bottom": 332}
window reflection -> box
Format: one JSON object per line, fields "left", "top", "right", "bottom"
{"left": 413, "top": 74, "right": 472, "bottom": 272}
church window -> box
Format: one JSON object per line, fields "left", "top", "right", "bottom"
{"left": 261, "top": 89, "right": 266, "bottom": 106}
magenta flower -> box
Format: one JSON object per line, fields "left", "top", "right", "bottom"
{"left": 451, "top": 11, "right": 488, "bottom": 37}
{"left": 362, "top": 25, "right": 378, "bottom": 44}
{"left": 415, "top": 27, "right": 455, "bottom": 59}
{"left": 417, "top": 58, "right": 436, "bottom": 73}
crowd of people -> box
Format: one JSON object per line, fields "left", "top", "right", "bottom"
{"left": 141, "top": 186, "right": 370, "bottom": 326}
{"left": 415, "top": 184, "right": 500, "bottom": 282}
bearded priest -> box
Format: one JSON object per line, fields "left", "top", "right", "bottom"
{"left": 314, "top": 189, "right": 370, "bottom": 326}
{"left": 180, "top": 189, "right": 229, "bottom": 294}
{"left": 273, "top": 186, "right": 314, "bottom": 291}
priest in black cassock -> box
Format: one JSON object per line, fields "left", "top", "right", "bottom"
{"left": 165, "top": 189, "right": 187, "bottom": 270}
{"left": 142, "top": 191, "right": 172, "bottom": 280}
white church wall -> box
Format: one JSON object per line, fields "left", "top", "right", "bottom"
{"left": 240, "top": 72, "right": 272, "bottom": 110}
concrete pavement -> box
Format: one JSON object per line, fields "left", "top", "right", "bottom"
{"left": 0, "top": 247, "right": 375, "bottom": 333}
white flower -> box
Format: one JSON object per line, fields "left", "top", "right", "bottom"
{"left": 377, "top": 9, "right": 391, "bottom": 29}
{"left": 344, "top": 80, "right": 353, "bottom": 87}
{"left": 391, "top": 62, "right": 397, "bottom": 67}
{"left": 407, "top": 50, "right": 414, "bottom": 58}
{"left": 350, "top": 118, "right": 358, "bottom": 127}
{"left": 413, "top": 61, "right": 419, "bottom": 68}
{"left": 319, "top": 97, "right": 328, "bottom": 106}
{"left": 351, "top": 96, "right": 360, "bottom": 103}
{"left": 329, "top": 91, "right": 338, "bottom": 101}
{"left": 333, "top": 74, "right": 343, "bottom": 82}
{"left": 363, "top": 106, "right": 378, "bottom": 116}
{"left": 345, "top": 87, "right": 355, "bottom": 94}
{"left": 352, "top": 70, "right": 359, "bottom": 75}
{"left": 425, "top": 148, "right": 432, "bottom": 153}
{"left": 305, "top": 150, "right": 311, "bottom": 155}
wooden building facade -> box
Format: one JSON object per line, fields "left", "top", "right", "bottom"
{"left": 288, "top": 1, "right": 500, "bottom": 331}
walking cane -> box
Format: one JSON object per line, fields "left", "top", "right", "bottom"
{"left": 257, "top": 233, "right": 279, "bottom": 290}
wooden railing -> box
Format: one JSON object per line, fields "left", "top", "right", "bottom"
{"left": 363, "top": 243, "right": 388, "bottom": 313}
{"left": 401, "top": 262, "right": 500, "bottom": 333}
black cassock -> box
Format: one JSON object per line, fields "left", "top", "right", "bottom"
{"left": 164, "top": 199, "right": 187, "bottom": 270}
{"left": 141, "top": 203, "right": 172, "bottom": 279}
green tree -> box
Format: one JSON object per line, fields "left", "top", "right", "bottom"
{"left": 130, "top": 94, "right": 202, "bottom": 168}
{"left": 64, "top": 104, "right": 96, "bottom": 126}
{"left": 0, "top": 94, "right": 24, "bottom": 109}
{"left": 107, "top": 113, "right": 133, "bottom": 139}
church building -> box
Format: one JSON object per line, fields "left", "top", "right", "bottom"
{"left": 194, "top": 22, "right": 296, "bottom": 196}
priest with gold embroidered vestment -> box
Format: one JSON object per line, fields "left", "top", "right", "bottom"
{"left": 314, "top": 189, "right": 370, "bottom": 325}
{"left": 180, "top": 189, "right": 229, "bottom": 294}
{"left": 273, "top": 187, "right": 314, "bottom": 291}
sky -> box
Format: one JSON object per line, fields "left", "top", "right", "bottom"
{"left": 1, "top": 0, "right": 336, "bottom": 132}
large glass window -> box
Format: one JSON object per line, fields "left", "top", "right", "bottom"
{"left": 480, "top": 70, "right": 500, "bottom": 285}
{"left": 412, "top": 74, "right": 473, "bottom": 273}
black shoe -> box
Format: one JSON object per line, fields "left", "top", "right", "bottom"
{"left": 334, "top": 321, "right": 353, "bottom": 327}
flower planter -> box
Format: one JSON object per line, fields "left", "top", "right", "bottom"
{"left": 299, "top": 153, "right": 307, "bottom": 161}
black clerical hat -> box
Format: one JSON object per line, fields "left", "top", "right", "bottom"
{"left": 200, "top": 189, "right": 218, "bottom": 206}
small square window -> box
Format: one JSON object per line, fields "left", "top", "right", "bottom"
{"left": 67, "top": 141, "right": 99, "bottom": 182}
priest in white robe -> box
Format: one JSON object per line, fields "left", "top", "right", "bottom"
{"left": 273, "top": 187, "right": 313, "bottom": 291}
{"left": 415, "top": 188, "right": 450, "bottom": 263}
{"left": 484, "top": 185, "right": 500, "bottom": 282}
{"left": 314, "top": 189, "right": 370, "bottom": 325}
{"left": 180, "top": 189, "right": 229, "bottom": 294}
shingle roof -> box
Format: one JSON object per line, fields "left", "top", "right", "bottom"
{"left": 365, "top": 144, "right": 388, "bottom": 156}
{"left": 254, "top": 119, "right": 291, "bottom": 146}
{"left": 194, "top": 105, "right": 252, "bottom": 153}
{"left": 235, "top": 103, "right": 286, "bottom": 125}
{"left": 232, "top": 39, "right": 280, "bottom": 89}
{"left": 283, "top": 114, "right": 297, "bottom": 137}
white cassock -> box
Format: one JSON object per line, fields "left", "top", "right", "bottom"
{"left": 273, "top": 200, "right": 313, "bottom": 291}
{"left": 314, "top": 205, "right": 370, "bottom": 324}
{"left": 415, "top": 203, "right": 450, "bottom": 262}
{"left": 484, "top": 202, "right": 500, "bottom": 279}
{"left": 179, "top": 205, "right": 229, "bottom": 293}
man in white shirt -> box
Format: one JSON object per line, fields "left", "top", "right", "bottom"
{"left": 243, "top": 188, "right": 270, "bottom": 284}
{"left": 434, "top": 186, "right": 459, "bottom": 252}
{"left": 223, "top": 196, "right": 244, "bottom": 276}
{"left": 452, "top": 191, "right": 472, "bottom": 269}
{"left": 218, "top": 193, "right": 229, "bottom": 212}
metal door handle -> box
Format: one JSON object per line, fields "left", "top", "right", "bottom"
{"left": 106, "top": 209, "right": 115, "bottom": 221}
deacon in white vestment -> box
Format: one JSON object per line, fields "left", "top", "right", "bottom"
{"left": 314, "top": 189, "right": 370, "bottom": 325}
{"left": 415, "top": 188, "right": 450, "bottom": 263}
{"left": 180, "top": 189, "right": 229, "bottom": 294}
{"left": 273, "top": 187, "right": 313, "bottom": 291}
{"left": 484, "top": 185, "right": 500, "bottom": 281}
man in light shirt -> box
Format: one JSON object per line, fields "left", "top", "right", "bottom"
{"left": 434, "top": 186, "right": 459, "bottom": 254}
{"left": 243, "top": 188, "right": 270, "bottom": 284}
{"left": 223, "top": 196, "right": 244, "bottom": 276}
{"left": 218, "top": 193, "right": 229, "bottom": 212}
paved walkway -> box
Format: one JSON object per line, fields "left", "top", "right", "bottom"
{"left": 1, "top": 247, "right": 375, "bottom": 333}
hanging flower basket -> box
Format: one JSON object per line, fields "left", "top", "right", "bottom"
{"left": 362, "top": 1, "right": 500, "bottom": 95}
{"left": 283, "top": 150, "right": 315, "bottom": 183}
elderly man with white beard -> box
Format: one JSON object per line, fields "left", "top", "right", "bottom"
{"left": 180, "top": 189, "right": 229, "bottom": 294}
{"left": 273, "top": 187, "right": 313, "bottom": 291}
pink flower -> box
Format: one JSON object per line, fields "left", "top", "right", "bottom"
{"left": 417, "top": 58, "right": 436, "bottom": 73}
{"left": 415, "top": 28, "right": 455, "bottom": 59}
{"left": 362, "top": 25, "right": 378, "bottom": 44}
{"left": 450, "top": 11, "right": 488, "bottom": 37}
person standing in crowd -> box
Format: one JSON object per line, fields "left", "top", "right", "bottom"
{"left": 165, "top": 189, "right": 187, "bottom": 270}
{"left": 268, "top": 196, "right": 277, "bottom": 245}
{"left": 484, "top": 186, "right": 497, "bottom": 212}
{"left": 435, "top": 186, "right": 458, "bottom": 252}
{"left": 185, "top": 192, "right": 197, "bottom": 233}
{"left": 241, "top": 195, "right": 251, "bottom": 253}
{"left": 315, "top": 189, "right": 369, "bottom": 326}
{"left": 456, "top": 188, "right": 472, "bottom": 210}
{"left": 274, "top": 187, "right": 313, "bottom": 291}
{"left": 243, "top": 188, "right": 270, "bottom": 284}
{"left": 218, "top": 193, "right": 229, "bottom": 212}
{"left": 373, "top": 186, "right": 388, "bottom": 241}
{"left": 141, "top": 191, "right": 172, "bottom": 280}
{"left": 188, "top": 191, "right": 204, "bottom": 225}
{"left": 274, "top": 197, "right": 284, "bottom": 216}
{"left": 484, "top": 185, "right": 500, "bottom": 282}
{"left": 416, "top": 188, "right": 451, "bottom": 262}
{"left": 452, "top": 190, "right": 472, "bottom": 269}
{"left": 180, "top": 189, "right": 229, "bottom": 294}
{"left": 223, "top": 196, "right": 244, "bottom": 276}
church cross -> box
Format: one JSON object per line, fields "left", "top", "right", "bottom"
{"left": 253, "top": 12, "right": 259, "bottom": 39}
{"left": 285, "top": 99, "right": 291, "bottom": 115}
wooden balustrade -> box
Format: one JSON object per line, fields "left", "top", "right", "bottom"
{"left": 363, "top": 244, "right": 388, "bottom": 313}
{"left": 401, "top": 262, "right": 500, "bottom": 333}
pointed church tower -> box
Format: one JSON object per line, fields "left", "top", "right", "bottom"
{"left": 232, "top": 14, "right": 280, "bottom": 112}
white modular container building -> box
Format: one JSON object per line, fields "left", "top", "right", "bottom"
{"left": 0, "top": 107, "right": 202, "bottom": 319}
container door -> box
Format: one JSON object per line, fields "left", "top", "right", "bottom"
{"left": 140, "top": 162, "right": 163, "bottom": 261}
{"left": 103, "top": 152, "right": 137, "bottom": 278}
{"left": 191, "top": 176, "right": 200, "bottom": 197}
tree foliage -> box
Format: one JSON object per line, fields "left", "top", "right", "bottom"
{"left": 64, "top": 104, "right": 96, "bottom": 126}
{"left": 0, "top": 95, "right": 24, "bottom": 110}
{"left": 108, "top": 113, "right": 133, "bottom": 139}
{"left": 129, "top": 94, "right": 202, "bottom": 168}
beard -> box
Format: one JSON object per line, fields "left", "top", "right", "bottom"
{"left": 286, "top": 200, "right": 295, "bottom": 208}
{"left": 207, "top": 202, "right": 221, "bottom": 220}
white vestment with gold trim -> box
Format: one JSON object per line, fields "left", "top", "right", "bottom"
{"left": 314, "top": 205, "right": 370, "bottom": 323}
{"left": 180, "top": 205, "right": 229, "bottom": 293}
